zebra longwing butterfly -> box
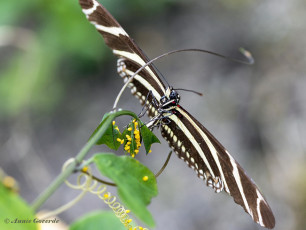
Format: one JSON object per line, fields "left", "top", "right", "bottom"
{"left": 79, "top": 0, "right": 275, "bottom": 228}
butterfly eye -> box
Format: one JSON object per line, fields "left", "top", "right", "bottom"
{"left": 160, "top": 96, "right": 167, "bottom": 104}
{"left": 169, "top": 90, "right": 178, "bottom": 100}
{"left": 169, "top": 90, "right": 180, "bottom": 104}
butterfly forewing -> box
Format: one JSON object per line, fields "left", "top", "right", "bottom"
{"left": 161, "top": 106, "right": 275, "bottom": 228}
{"left": 79, "top": 0, "right": 166, "bottom": 102}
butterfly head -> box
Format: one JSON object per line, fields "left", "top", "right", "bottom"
{"left": 159, "top": 87, "right": 180, "bottom": 110}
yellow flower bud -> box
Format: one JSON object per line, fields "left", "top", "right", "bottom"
{"left": 103, "top": 193, "right": 109, "bottom": 198}
{"left": 82, "top": 166, "right": 88, "bottom": 172}
{"left": 134, "top": 130, "right": 140, "bottom": 136}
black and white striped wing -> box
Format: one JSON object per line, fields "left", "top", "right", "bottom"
{"left": 161, "top": 106, "right": 275, "bottom": 229}
{"left": 79, "top": 0, "right": 165, "bottom": 115}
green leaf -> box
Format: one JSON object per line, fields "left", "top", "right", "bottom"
{"left": 97, "top": 124, "right": 121, "bottom": 150}
{"left": 92, "top": 153, "right": 158, "bottom": 227}
{"left": 70, "top": 211, "right": 126, "bottom": 230}
{"left": 140, "top": 124, "right": 160, "bottom": 154}
{"left": 0, "top": 183, "right": 37, "bottom": 230}
{"left": 90, "top": 113, "right": 121, "bottom": 150}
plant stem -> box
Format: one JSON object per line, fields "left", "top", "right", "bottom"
{"left": 31, "top": 110, "right": 138, "bottom": 211}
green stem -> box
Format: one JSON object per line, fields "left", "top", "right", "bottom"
{"left": 31, "top": 110, "right": 138, "bottom": 211}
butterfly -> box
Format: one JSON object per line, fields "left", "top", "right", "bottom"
{"left": 79, "top": 0, "right": 275, "bottom": 228}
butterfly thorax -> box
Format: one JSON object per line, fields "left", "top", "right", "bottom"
{"left": 159, "top": 87, "right": 180, "bottom": 112}
{"left": 146, "top": 87, "right": 181, "bottom": 129}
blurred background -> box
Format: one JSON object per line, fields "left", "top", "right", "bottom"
{"left": 0, "top": 0, "right": 305, "bottom": 229}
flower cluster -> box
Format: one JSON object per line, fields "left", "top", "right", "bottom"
{"left": 132, "top": 120, "right": 142, "bottom": 154}
{"left": 116, "top": 119, "right": 142, "bottom": 158}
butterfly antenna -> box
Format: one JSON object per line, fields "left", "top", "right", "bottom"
{"left": 151, "top": 63, "right": 171, "bottom": 88}
{"left": 161, "top": 47, "right": 254, "bottom": 65}
{"left": 113, "top": 47, "right": 253, "bottom": 109}
{"left": 146, "top": 48, "right": 253, "bottom": 88}
{"left": 174, "top": 88, "right": 203, "bottom": 96}
{"left": 141, "top": 48, "right": 171, "bottom": 88}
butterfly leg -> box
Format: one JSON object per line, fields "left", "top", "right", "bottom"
{"left": 145, "top": 111, "right": 174, "bottom": 130}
